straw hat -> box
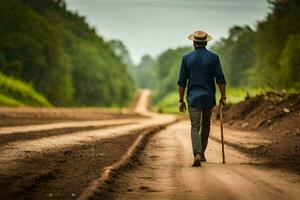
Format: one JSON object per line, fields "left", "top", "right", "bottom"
{"left": 188, "top": 31, "right": 213, "bottom": 42}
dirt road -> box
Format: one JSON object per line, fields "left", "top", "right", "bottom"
{"left": 104, "top": 121, "right": 300, "bottom": 200}
{"left": 0, "top": 90, "right": 176, "bottom": 199}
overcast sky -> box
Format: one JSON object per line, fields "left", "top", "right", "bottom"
{"left": 65, "top": 0, "right": 270, "bottom": 64}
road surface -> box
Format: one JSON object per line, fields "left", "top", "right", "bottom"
{"left": 104, "top": 122, "right": 300, "bottom": 200}
{"left": 0, "top": 89, "right": 299, "bottom": 200}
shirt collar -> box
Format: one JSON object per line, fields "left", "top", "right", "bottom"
{"left": 195, "top": 46, "right": 206, "bottom": 50}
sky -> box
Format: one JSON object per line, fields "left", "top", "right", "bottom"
{"left": 65, "top": 0, "right": 270, "bottom": 64}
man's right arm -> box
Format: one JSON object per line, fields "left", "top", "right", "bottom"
{"left": 218, "top": 84, "right": 226, "bottom": 106}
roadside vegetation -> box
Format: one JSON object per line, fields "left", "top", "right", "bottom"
{"left": 154, "top": 88, "right": 271, "bottom": 113}
{"left": 0, "top": 72, "right": 51, "bottom": 106}
{"left": 0, "top": 0, "right": 135, "bottom": 107}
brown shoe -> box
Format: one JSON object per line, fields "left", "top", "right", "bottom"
{"left": 192, "top": 154, "right": 201, "bottom": 167}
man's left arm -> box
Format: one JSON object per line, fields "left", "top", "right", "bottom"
{"left": 178, "top": 56, "right": 188, "bottom": 112}
{"left": 214, "top": 56, "right": 227, "bottom": 106}
{"left": 178, "top": 86, "right": 186, "bottom": 112}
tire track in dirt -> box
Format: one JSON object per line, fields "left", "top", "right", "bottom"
{"left": 0, "top": 122, "right": 135, "bottom": 145}
{"left": 0, "top": 90, "right": 178, "bottom": 199}
{"left": 0, "top": 118, "right": 140, "bottom": 135}
{"left": 0, "top": 107, "right": 142, "bottom": 127}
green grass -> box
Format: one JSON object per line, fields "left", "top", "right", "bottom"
{"left": 0, "top": 94, "right": 24, "bottom": 106}
{"left": 154, "top": 87, "right": 272, "bottom": 114}
{"left": 153, "top": 92, "right": 181, "bottom": 113}
{"left": 215, "top": 87, "right": 269, "bottom": 104}
{"left": 0, "top": 72, "right": 51, "bottom": 106}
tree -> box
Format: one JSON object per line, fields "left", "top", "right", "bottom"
{"left": 211, "top": 26, "right": 255, "bottom": 87}
{"left": 135, "top": 55, "right": 155, "bottom": 88}
{"left": 279, "top": 34, "right": 300, "bottom": 89}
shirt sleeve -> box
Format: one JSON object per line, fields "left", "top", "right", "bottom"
{"left": 177, "top": 56, "right": 188, "bottom": 87}
{"left": 214, "top": 56, "right": 226, "bottom": 85}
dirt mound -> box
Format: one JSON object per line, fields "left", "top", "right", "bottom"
{"left": 221, "top": 92, "right": 300, "bottom": 172}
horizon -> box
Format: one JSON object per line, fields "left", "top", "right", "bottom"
{"left": 66, "top": 0, "right": 269, "bottom": 64}
{"left": 65, "top": 0, "right": 270, "bottom": 64}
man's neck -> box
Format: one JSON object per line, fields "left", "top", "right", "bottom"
{"left": 194, "top": 45, "right": 206, "bottom": 49}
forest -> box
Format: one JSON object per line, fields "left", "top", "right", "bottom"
{"left": 130, "top": 0, "right": 299, "bottom": 112}
{"left": 0, "top": 0, "right": 135, "bottom": 107}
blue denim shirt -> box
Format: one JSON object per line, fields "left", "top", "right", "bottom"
{"left": 177, "top": 47, "right": 226, "bottom": 109}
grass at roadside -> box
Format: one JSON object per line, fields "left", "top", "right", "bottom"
{"left": 0, "top": 94, "right": 24, "bottom": 106}
{"left": 0, "top": 72, "right": 51, "bottom": 107}
{"left": 153, "top": 87, "right": 272, "bottom": 114}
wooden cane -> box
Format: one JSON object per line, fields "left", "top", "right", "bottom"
{"left": 220, "top": 105, "right": 225, "bottom": 164}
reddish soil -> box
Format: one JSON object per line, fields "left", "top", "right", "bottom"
{"left": 216, "top": 92, "right": 300, "bottom": 172}
{"left": 0, "top": 123, "right": 132, "bottom": 145}
{"left": 0, "top": 133, "right": 139, "bottom": 200}
{"left": 97, "top": 122, "right": 300, "bottom": 200}
{"left": 0, "top": 90, "right": 168, "bottom": 200}
{"left": 0, "top": 107, "right": 141, "bottom": 127}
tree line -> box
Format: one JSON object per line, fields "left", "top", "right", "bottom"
{"left": 130, "top": 0, "right": 299, "bottom": 104}
{"left": 212, "top": 0, "right": 300, "bottom": 90}
{"left": 0, "top": 0, "right": 135, "bottom": 107}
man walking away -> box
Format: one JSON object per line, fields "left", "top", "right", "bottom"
{"left": 177, "top": 31, "right": 227, "bottom": 167}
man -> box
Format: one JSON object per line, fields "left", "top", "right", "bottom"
{"left": 177, "top": 31, "right": 226, "bottom": 167}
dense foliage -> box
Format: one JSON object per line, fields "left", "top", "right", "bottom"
{"left": 141, "top": 0, "right": 299, "bottom": 113}
{"left": 0, "top": 0, "right": 135, "bottom": 107}
{"left": 212, "top": 0, "right": 300, "bottom": 90}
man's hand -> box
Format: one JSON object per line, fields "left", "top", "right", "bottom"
{"left": 219, "top": 96, "right": 227, "bottom": 106}
{"left": 179, "top": 101, "right": 186, "bottom": 113}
